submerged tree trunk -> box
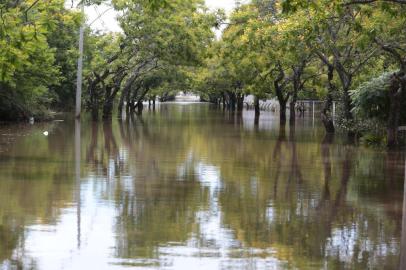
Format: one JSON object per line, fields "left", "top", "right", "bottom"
{"left": 289, "top": 100, "right": 296, "bottom": 125}
{"left": 117, "top": 89, "right": 128, "bottom": 119}
{"left": 338, "top": 75, "right": 354, "bottom": 138}
{"left": 103, "top": 85, "right": 122, "bottom": 120}
{"left": 118, "top": 83, "right": 134, "bottom": 119}
{"left": 228, "top": 92, "right": 236, "bottom": 111}
{"left": 387, "top": 72, "right": 405, "bottom": 147}
{"left": 102, "top": 83, "right": 122, "bottom": 120}
{"left": 236, "top": 93, "right": 244, "bottom": 112}
{"left": 254, "top": 95, "right": 260, "bottom": 125}
{"left": 335, "top": 62, "right": 354, "bottom": 137}
{"left": 102, "top": 99, "right": 114, "bottom": 120}
{"left": 126, "top": 99, "right": 131, "bottom": 115}
{"left": 321, "top": 66, "right": 336, "bottom": 133}
{"left": 322, "top": 94, "right": 335, "bottom": 133}
{"left": 129, "top": 99, "right": 136, "bottom": 114}
{"left": 280, "top": 101, "right": 287, "bottom": 126}
{"left": 289, "top": 60, "right": 306, "bottom": 125}
{"left": 103, "top": 69, "right": 127, "bottom": 120}
{"left": 87, "top": 75, "right": 104, "bottom": 121}
{"left": 89, "top": 87, "right": 99, "bottom": 121}
{"left": 137, "top": 100, "right": 143, "bottom": 115}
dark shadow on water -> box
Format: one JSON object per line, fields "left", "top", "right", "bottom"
{"left": 320, "top": 133, "right": 334, "bottom": 204}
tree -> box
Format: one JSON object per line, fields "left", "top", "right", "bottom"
{"left": 240, "top": 1, "right": 315, "bottom": 125}
{"left": 84, "top": 0, "right": 218, "bottom": 120}
{"left": 0, "top": 0, "right": 81, "bottom": 120}
{"left": 355, "top": 2, "right": 406, "bottom": 146}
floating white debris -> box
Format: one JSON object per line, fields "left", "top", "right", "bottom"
{"left": 43, "top": 131, "right": 49, "bottom": 136}
{"left": 29, "top": 117, "right": 34, "bottom": 124}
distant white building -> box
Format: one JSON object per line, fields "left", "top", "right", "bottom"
{"left": 175, "top": 92, "right": 200, "bottom": 102}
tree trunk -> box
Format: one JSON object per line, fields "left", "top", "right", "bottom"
{"left": 321, "top": 94, "right": 335, "bottom": 133}
{"left": 387, "top": 72, "right": 404, "bottom": 147}
{"left": 343, "top": 83, "right": 355, "bottom": 138}
{"left": 126, "top": 99, "right": 131, "bottom": 115}
{"left": 342, "top": 85, "right": 353, "bottom": 121}
{"left": 102, "top": 99, "right": 114, "bottom": 120}
{"left": 102, "top": 81, "right": 122, "bottom": 120}
{"left": 119, "top": 83, "right": 134, "bottom": 119}
{"left": 254, "top": 95, "right": 260, "bottom": 125}
{"left": 229, "top": 92, "right": 236, "bottom": 111}
{"left": 236, "top": 93, "right": 244, "bottom": 111}
{"left": 280, "top": 101, "right": 287, "bottom": 126}
{"left": 102, "top": 86, "right": 114, "bottom": 120}
{"left": 87, "top": 71, "right": 110, "bottom": 122}
{"left": 335, "top": 62, "right": 354, "bottom": 138}
{"left": 137, "top": 100, "right": 143, "bottom": 115}
{"left": 289, "top": 61, "right": 306, "bottom": 125}
{"left": 117, "top": 90, "right": 127, "bottom": 119}
{"left": 88, "top": 80, "right": 100, "bottom": 121}
{"left": 91, "top": 106, "right": 99, "bottom": 121}
{"left": 321, "top": 66, "right": 336, "bottom": 133}
{"left": 274, "top": 63, "right": 289, "bottom": 127}
{"left": 129, "top": 100, "right": 136, "bottom": 114}
{"left": 289, "top": 100, "right": 296, "bottom": 125}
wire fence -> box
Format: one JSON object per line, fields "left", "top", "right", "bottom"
{"left": 244, "top": 96, "right": 336, "bottom": 118}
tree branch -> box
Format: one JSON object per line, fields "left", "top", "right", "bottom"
{"left": 344, "top": 0, "right": 406, "bottom": 5}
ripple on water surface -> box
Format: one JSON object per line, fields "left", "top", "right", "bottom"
{"left": 0, "top": 103, "right": 404, "bottom": 270}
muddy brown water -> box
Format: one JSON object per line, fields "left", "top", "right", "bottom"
{"left": 0, "top": 103, "right": 405, "bottom": 270}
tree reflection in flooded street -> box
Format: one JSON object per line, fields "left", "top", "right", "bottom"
{"left": 401, "top": 158, "right": 406, "bottom": 270}
{"left": 0, "top": 103, "right": 404, "bottom": 269}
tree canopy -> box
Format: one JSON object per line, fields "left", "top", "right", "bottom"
{"left": 0, "top": 0, "right": 405, "bottom": 146}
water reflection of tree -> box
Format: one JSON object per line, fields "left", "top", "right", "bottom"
{"left": 273, "top": 126, "right": 286, "bottom": 199}
{"left": 286, "top": 126, "right": 304, "bottom": 197}
{"left": 320, "top": 134, "right": 334, "bottom": 202}
{"left": 0, "top": 106, "right": 404, "bottom": 269}
{"left": 193, "top": 117, "right": 404, "bottom": 269}
{"left": 71, "top": 114, "right": 406, "bottom": 269}
{"left": 0, "top": 122, "right": 76, "bottom": 269}
{"left": 109, "top": 114, "right": 209, "bottom": 261}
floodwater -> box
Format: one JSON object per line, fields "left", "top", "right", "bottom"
{"left": 0, "top": 103, "right": 405, "bottom": 270}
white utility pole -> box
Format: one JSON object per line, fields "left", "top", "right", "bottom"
{"left": 75, "top": 3, "right": 85, "bottom": 118}
{"left": 75, "top": 118, "right": 81, "bottom": 248}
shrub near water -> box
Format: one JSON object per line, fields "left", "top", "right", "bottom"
{"left": 350, "top": 71, "right": 406, "bottom": 146}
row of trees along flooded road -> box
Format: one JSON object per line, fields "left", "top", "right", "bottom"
{"left": 0, "top": 103, "right": 405, "bottom": 270}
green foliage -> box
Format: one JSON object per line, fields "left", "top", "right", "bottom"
{"left": 0, "top": 0, "right": 83, "bottom": 119}
{"left": 350, "top": 72, "right": 393, "bottom": 121}
{"left": 0, "top": 0, "right": 405, "bottom": 127}
{"left": 0, "top": 1, "right": 61, "bottom": 119}
{"left": 360, "top": 133, "right": 386, "bottom": 146}
{"left": 82, "top": 0, "right": 219, "bottom": 119}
